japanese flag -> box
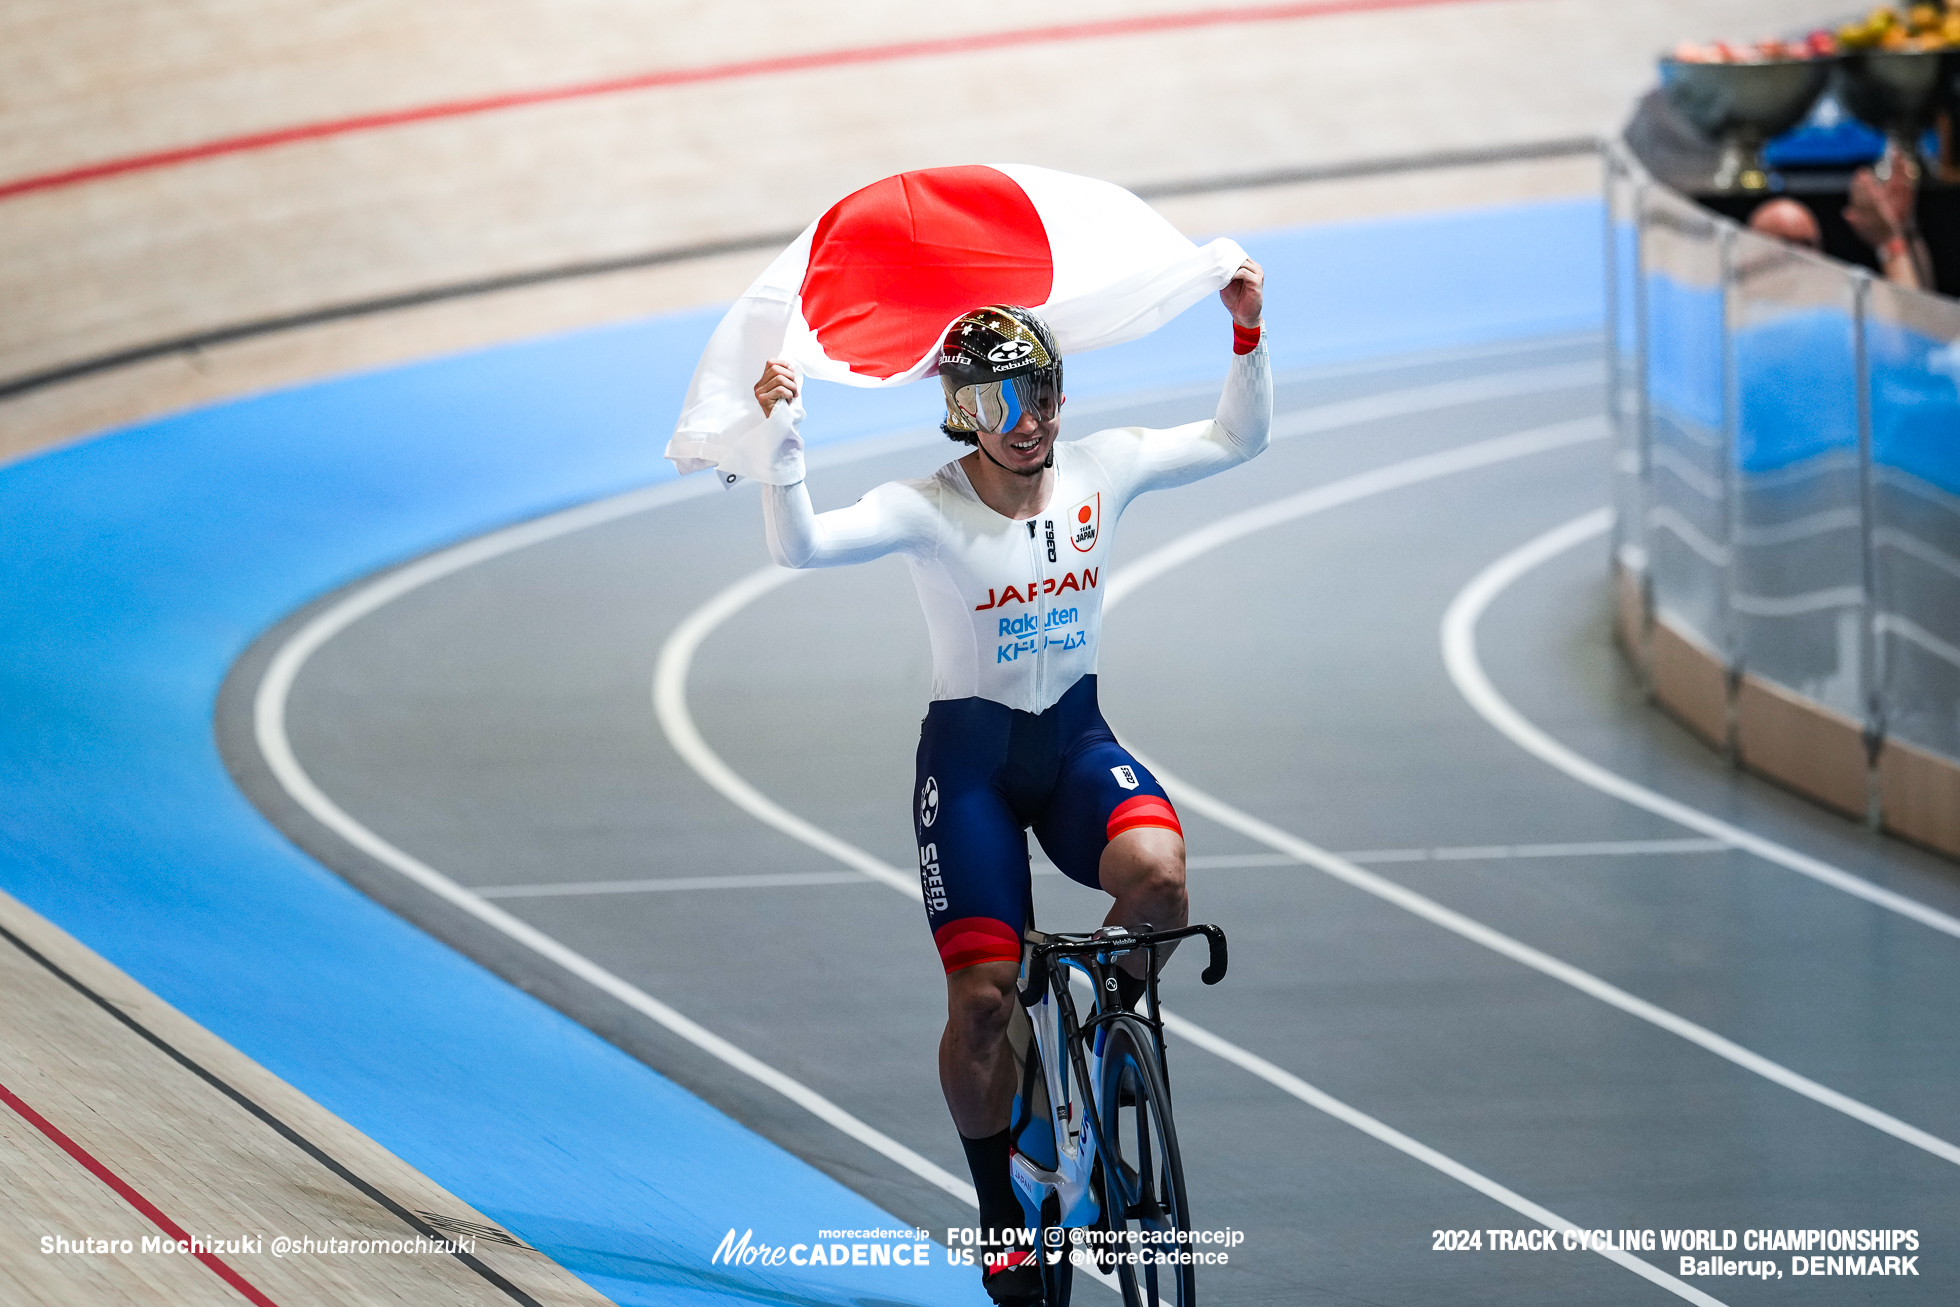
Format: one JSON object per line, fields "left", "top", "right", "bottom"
{"left": 666, "top": 163, "right": 1246, "bottom": 481}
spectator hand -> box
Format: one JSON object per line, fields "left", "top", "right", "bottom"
{"left": 1843, "top": 167, "right": 1911, "bottom": 250}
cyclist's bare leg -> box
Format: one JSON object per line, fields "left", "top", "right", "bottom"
{"left": 942, "top": 959, "right": 1040, "bottom": 1296}
{"left": 1099, "top": 827, "right": 1188, "bottom": 979}
{"left": 940, "top": 959, "right": 1023, "bottom": 1136}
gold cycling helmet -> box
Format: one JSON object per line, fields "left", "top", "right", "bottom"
{"left": 937, "top": 305, "right": 1063, "bottom": 443}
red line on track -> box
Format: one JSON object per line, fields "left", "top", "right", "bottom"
{"left": 0, "top": 0, "right": 1499, "bottom": 202}
{"left": 0, "top": 1077, "right": 280, "bottom": 1307}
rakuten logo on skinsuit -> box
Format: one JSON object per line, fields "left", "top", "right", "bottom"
{"left": 972, "top": 569, "right": 1099, "bottom": 611}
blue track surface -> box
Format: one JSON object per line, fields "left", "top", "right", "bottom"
{"left": 0, "top": 197, "right": 1602, "bottom": 1305}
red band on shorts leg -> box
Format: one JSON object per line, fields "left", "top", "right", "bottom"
{"left": 933, "top": 916, "right": 1022, "bottom": 973}
{"left": 1107, "top": 794, "right": 1182, "bottom": 841}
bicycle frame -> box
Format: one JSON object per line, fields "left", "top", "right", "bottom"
{"left": 1007, "top": 924, "right": 1227, "bottom": 1231}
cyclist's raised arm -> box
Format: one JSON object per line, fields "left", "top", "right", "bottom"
{"left": 763, "top": 477, "right": 937, "bottom": 568}
{"left": 1075, "top": 257, "right": 1270, "bottom": 507}
{"left": 1079, "top": 334, "right": 1272, "bottom": 506}
{"left": 751, "top": 358, "right": 938, "bottom": 568}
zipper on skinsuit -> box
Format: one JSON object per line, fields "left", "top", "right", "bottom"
{"left": 1027, "top": 518, "right": 1046, "bottom": 709}
{"left": 1042, "top": 518, "right": 1058, "bottom": 699}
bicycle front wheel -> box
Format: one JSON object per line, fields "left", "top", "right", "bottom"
{"left": 1096, "top": 1016, "right": 1194, "bottom": 1307}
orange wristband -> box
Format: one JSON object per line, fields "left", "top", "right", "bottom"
{"left": 1883, "top": 236, "right": 1909, "bottom": 262}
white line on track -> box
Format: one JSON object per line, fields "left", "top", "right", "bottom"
{"left": 656, "top": 576, "right": 1723, "bottom": 1307}
{"left": 1139, "top": 747, "right": 1960, "bottom": 1173}
{"left": 1265, "top": 361, "right": 1600, "bottom": 440}
{"left": 817, "top": 353, "right": 1600, "bottom": 475}
{"left": 1104, "top": 476, "right": 1960, "bottom": 1170}
{"left": 1039, "top": 840, "right": 1732, "bottom": 873}
{"left": 1440, "top": 511, "right": 1960, "bottom": 942}
{"left": 654, "top": 421, "right": 1741, "bottom": 1304}
{"left": 1158, "top": 1013, "right": 1724, "bottom": 1307}
{"left": 655, "top": 599, "right": 1120, "bottom": 1307}
{"left": 652, "top": 566, "right": 922, "bottom": 900}
{"left": 470, "top": 839, "right": 1735, "bottom": 899}
{"left": 475, "top": 871, "right": 874, "bottom": 898}
{"left": 1335, "top": 837, "right": 1731, "bottom": 862}
{"left": 253, "top": 495, "right": 977, "bottom": 1210}
{"left": 244, "top": 351, "right": 1602, "bottom": 1243}
{"left": 1103, "top": 416, "right": 1604, "bottom": 602}
{"left": 238, "top": 348, "right": 1633, "bottom": 1298}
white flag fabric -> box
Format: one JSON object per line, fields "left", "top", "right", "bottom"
{"left": 665, "top": 163, "right": 1246, "bottom": 481}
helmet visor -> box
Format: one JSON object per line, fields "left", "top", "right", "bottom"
{"left": 943, "top": 370, "right": 1061, "bottom": 435}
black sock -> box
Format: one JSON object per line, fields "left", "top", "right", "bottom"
{"left": 959, "top": 1127, "right": 1025, "bottom": 1261}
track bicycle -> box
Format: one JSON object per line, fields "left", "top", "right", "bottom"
{"left": 1005, "top": 922, "right": 1228, "bottom": 1307}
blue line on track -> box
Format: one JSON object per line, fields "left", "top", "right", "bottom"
{"left": 0, "top": 198, "right": 1601, "bottom": 1305}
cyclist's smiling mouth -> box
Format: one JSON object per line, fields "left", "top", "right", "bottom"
{"left": 979, "top": 411, "right": 1062, "bottom": 475}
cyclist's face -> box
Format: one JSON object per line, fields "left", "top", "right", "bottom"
{"left": 974, "top": 389, "right": 1063, "bottom": 477}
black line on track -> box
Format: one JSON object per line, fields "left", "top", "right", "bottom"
{"left": 0, "top": 232, "right": 800, "bottom": 401}
{"left": 0, "top": 917, "right": 547, "bottom": 1307}
{"left": 1127, "top": 135, "right": 1600, "bottom": 199}
{"left": 0, "top": 136, "right": 1599, "bottom": 402}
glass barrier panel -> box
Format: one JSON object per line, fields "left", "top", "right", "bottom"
{"left": 1641, "top": 185, "right": 1729, "bottom": 653}
{"left": 1866, "top": 279, "right": 1960, "bottom": 762}
{"left": 1606, "top": 148, "right": 1645, "bottom": 572}
{"left": 1727, "top": 230, "right": 1865, "bottom": 720}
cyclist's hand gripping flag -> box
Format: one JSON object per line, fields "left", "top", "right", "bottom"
{"left": 666, "top": 164, "right": 1248, "bottom": 484}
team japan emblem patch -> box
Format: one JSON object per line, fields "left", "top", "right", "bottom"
{"left": 1070, "top": 494, "right": 1100, "bottom": 552}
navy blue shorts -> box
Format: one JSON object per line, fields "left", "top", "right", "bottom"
{"left": 913, "top": 675, "right": 1182, "bottom": 973}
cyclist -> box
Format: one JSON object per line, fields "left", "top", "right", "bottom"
{"left": 751, "top": 259, "right": 1267, "bottom": 1304}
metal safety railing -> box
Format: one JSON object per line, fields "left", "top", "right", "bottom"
{"left": 1604, "top": 137, "right": 1960, "bottom": 830}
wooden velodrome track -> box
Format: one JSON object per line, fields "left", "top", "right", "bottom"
{"left": 9, "top": 0, "right": 1810, "bottom": 459}
{"left": 4, "top": 3, "right": 1941, "bottom": 1306}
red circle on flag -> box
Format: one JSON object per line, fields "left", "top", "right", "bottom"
{"left": 1078, "top": 506, "right": 1091, "bottom": 522}
{"left": 800, "top": 166, "right": 1053, "bottom": 380}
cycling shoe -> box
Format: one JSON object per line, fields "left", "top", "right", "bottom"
{"left": 983, "top": 1249, "right": 1044, "bottom": 1305}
